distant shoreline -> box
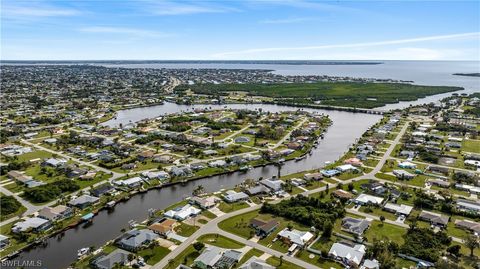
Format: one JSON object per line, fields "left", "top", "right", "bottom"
{"left": 0, "top": 60, "right": 383, "bottom": 65}
{"left": 453, "top": 72, "right": 480, "bottom": 77}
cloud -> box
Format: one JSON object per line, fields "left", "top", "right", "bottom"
{"left": 79, "top": 26, "right": 170, "bottom": 38}
{"left": 143, "top": 1, "right": 240, "bottom": 15}
{"left": 2, "top": 3, "right": 80, "bottom": 18}
{"left": 259, "top": 17, "right": 317, "bottom": 24}
{"left": 212, "top": 32, "right": 480, "bottom": 58}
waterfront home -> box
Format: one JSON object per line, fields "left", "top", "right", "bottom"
{"left": 68, "top": 195, "right": 100, "bottom": 209}
{"left": 0, "top": 235, "right": 9, "bottom": 250}
{"left": 90, "top": 184, "right": 115, "bottom": 197}
{"left": 170, "top": 166, "right": 193, "bottom": 177}
{"left": 245, "top": 185, "right": 270, "bottom": 196}
{"left": 344, "top": 157, "right": 363, "bottom": 167}
{"left": 190, "top": 196, "right": 219, "bottom": 209}
{"left": 455, "top": 219, "right": 480, "bottom": 235}
{"left": 277, "top": 228, "right": 314, "bottom": 248}
{"left": 190, "top": 162, "right": 207, "bottom": 171}
{"left": 393, "top": 170, "right": 415, "bottom": 180}
{"left": 328, "top": 242, "right": 366, "bottom": 267}
{"left": 341, "top": 217, "right": 371, "bottom": 236}
{"left": 456, "top": 199, "right": 480, "bottom": 214}
{"left": 12, "top": 217, "right": 52, "bottom": 233}
{"left": 164, "top": 204, "right": 201, "bottom": 221}
{"left": 320, "top": 169, "right": 340, "bottom": 178}
{"left": 38, "top": 205, "right": 74, "bottom": 221}
{"left": 354, "top": 194, "right": 384, "bottom": 205}
{"left": 141, "top": 171, "right": 170, "bottom": 181}
{"left": 250, "top": 218, "right": 279, "bottom": 237}
{"left": 92, "top": 249, "right": 131, "bottom": 269}
{"left": 238, "top": 257, "right": 275, "bottom": 269}
{"left": 303, "top": 172, "right": 323, "bottom": 181}
{"left": 259, "top": 178, "right": 283, "bottom": 192}
{"left": 223, "top": 190, "right": 249, "bottom": 203}
{"left": 383, "top": 203, "right": 413, "bottom": 216}
{"left": 209, "top": 159, "right": 227, "bottom": 167}
{"left": 117, "top": 229, "right": 159, "bottom": 251}
{"left": 148, "top": 218, "right": 177, "bottom": 236}
{"left": 115, "top": 177, "right": 144, "bottom": 188}
{"left": 418, "top": 210, "right": 449, "bottom": 227}
{"left": 244, "top": 154, "right": 262, "bottom": 161}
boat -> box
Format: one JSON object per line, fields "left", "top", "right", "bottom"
{"left": 295, "top": 155, "right": 306, "bottom": 161}
{"left": 277, "top": 158, "right": 285, "bottom": 164}
{"left": 77, "top": 248, "right": 90, "bottom": 259}
{"left": 239, "top": 165, "right": 252, "bottom": 172}
{"left": 81, "top": 213, "right": 95, "bottom": 223}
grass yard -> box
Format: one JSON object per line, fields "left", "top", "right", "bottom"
{"left": 137, "top": 245, "right": 171, "bottom": 265}
{"left": 174, "top": 222, "right": 199, "bottom": 237}
{"left": 217, "top": 201, "right": 250, "bottom": 213}
{"left": 364, "top": 221, "right": 407, "bottom": 244}
{"left": 164, "top": 245, "right": 199, "bottom": 269}
{"left": 462, "top": 139, "right": 480, "bottom": 153}
{"left": 197, "top": 234, "right": 245, "bottom": 249}
{"left": 234, "top": 248, "right": 264, "bottom": 268}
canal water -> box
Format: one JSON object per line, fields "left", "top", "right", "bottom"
{"left": 13, "top": 104, "right": 381, "bottom": 269}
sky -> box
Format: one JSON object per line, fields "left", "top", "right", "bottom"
{"left": 1, "top": 0, "right": 479, "bottom": 60}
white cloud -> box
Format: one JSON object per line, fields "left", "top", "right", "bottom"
{"left": 212, "top": 32, "right": 480, "bottom": 58}
{"left": 259, "top": 17, "right": 317, "bottom": 24}
{"left": 145, "top": 1, "right": 239, "bottom": 15}
{"left": 2, "top": 4, "right": 80, "bottom": 18}
{"left": 79, "top": 27, "right": 170, "bottom": 38}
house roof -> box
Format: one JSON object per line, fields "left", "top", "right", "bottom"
{"left": 238, "top": 257, "right": 275, "bottom": 269}
{"left": 354, "top": 194, "right": 384, "bottom": 205}
{"left": 94, "top": 249, "right": 131, "bottom": 269}
{"left": 118, "top": 229, "right": 159, "bottom": 249}
{"left": 329, "top": 242, "right": 366, "bottom": 266}
{"left": 68, "top": 195, "right": 99, "bottom": 206}
{"left": 342, "top": 217, "right": 371, "bottom": 235}
{"left": 383, "top": 203, "right": 413, "bottom": 216}
{"left": 277, "top": 228, "right": 313, "bottom": 246}
{"left": 195, "top": 246, "right": 223, "bottom": 267}
{"left": 419, "top": 210, "right": 449, "bottom": 226}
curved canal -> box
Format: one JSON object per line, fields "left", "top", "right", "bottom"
{"left": 12, "top": 103, "right": 381, "bottom": 269}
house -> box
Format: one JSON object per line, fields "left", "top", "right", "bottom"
{"left": 427, "top": 165, "right": 449, "bottom": 175}
{"left": 361, "top": 259, "right": 380, "bottom": 269}
{"left": 90, "top": 184, "right": 115, "bottom": 197}
{"left": 465, "top": 160, "right": 480, "bottom": 168}
{"left": 260, "top": 178, "right": 283, "bottom": 192}
{"left": 203, "top": 149, "right": 218, "bottom": 156}
{"left": 209, "top": 160, "right": 227, "bottom": 167}
{"left": 223, "top": 190, "right": 249, "bottom": 203}
{"left": 383, "top": 203, "right": 413, "bottom": 216}
{"left": 137, "top": 150, "right": 155, "bottom": 161}
{"left": 190, "top": 196, "right": 219, "bottom": 209}
{"left": 42, "top": 158, "right": 67, "bottom": 167}
{"left": 117, "top": 229, "right": 159, "bottom": 251}
{"left": 336, "top": 164, "right": 358, "bottom": 173}
{"left": 0, "top": 235, "right": 9, "bottom": 250}
{"left": 238, "top": 257, "right": 275, "bottom": 269}
{"left": 455, "top": 219, "right": 480, "bottom": 235}
{"left": 234, "top": 136, "right": 250, "bottom": 143}
{"left": 344, "top": 158, "right": 363, "bottom": 167}
{"left": 418, "top": 210, "right": 449, "bottom": 227}
{"left": 68, "top": 195, "right": 100, "bottom": 209}
{"left": 399, "top": 150, "right": 416, "bottom": 159}
{"left": 164, "top": 204, "right": 201, "bottom": 221}
{"left": 328, "top": 242, "right": 366, "bottom": 267}
{"left": 398, "top": 161, "right": 416, "bottom": 169}
{"left": 320, "top": 169, "right": 340, "bottom": 177}
{"left": 456, "top": 199, "right": 480, "bottom": 214}
{"left": 12, "top": 217, "right": 52, "bottom": 233}
{"left": 428, "top": 179, "right": 450, "bottom": 188}
{"left": 303, "top": 172, "right": 323, "bottom": 181}
{"left": 354, "top": 194, "right": 384, "bottom": 205}
{"left": 153, "top": 155, "right": 173, "bottom": 163}
{"left": 361, "top": 181, "right": 388, "bottom": 196}
{"left": 277, "top": 228, "right": 314, "bottom": 248}
{"left": 115, "top": 177, "right": 144, "bottom": 188}
{"left": 193, "top": 246, "right": 242, "bottom": 269}
{"left": 141, "top": 171, "right": 170, "bottom": 181}
{"left": 246, "top": 185, "right": 270, "bottom": 196}
{"left": 332, "top": 189, "right": 354, "bottom": 200}
{"left": 393, "top": 170, "right": 415, "bottom": 180}
{"left": 7, "top": 170, "right": 34, "bottom": 185}
{"left": 341, "top": 217, "right": 371, "bottom": 236}
{"left": 250, "top": 218, "right": 279, "bottom": 237}
{"left": 92, "top": 249, "right": 131, "bottom": 269}
{"left": 170, "top": 166, "right": 192, "bottom": 177}
{"left": 148, "top": 219, "right": 177, "bottom": 236}
{"left": 455, "top": 184, "right": 480, "bottom": 195}
{"left": 38, "top": 205, "right": 73, "bottom": 221}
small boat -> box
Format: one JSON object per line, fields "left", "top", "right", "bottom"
{"left": 77, "top": 248, "right": 90, "bottom": 259}
{"left": 81, "top": 213, "right": 95, "bottom": 223}
{"left": 239, "top": 165, "right": 252, "bottom": 172}
{"left": 106, "top": 201, "right": 116, "bottom": 208}
{"left": 295, "top": 155, "right": 306, "bottom": 161}
{"left": 277, "top": 158, "right": 285, "bottom": 164}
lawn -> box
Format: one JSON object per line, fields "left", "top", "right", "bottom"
{"left": 197, "top": 234, "right": 245, "bottom": 249}
{"left": 164, "top": 245, "right": 199, "bottom": 269}
{"left": 364, "top": 221, "right": 407, "bottom": 244}
{"left": 174, "top": 222, "right": 199, "bottom": 237}
{"left": 266, "top": 256, "right": 304, "bottom": 269}
{"left": 234, "top": 248, "right": 264, "bottom": 268}
{"left": 295, "top": 249, "right": 342, "bottom": 269}
{"left": 137, "top": 245, "right": 171, "bottom": 265}
{"left": 217, "top": 201, "right": 250, "bottom": 213}
{"left": 462, "top": 139, "right": 480, "bottom": 153}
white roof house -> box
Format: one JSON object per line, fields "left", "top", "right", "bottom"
{"left": 12, "top": 217, "right": 50, "bottom": 233}
{"left": 223, "top": 190, "right": 249, "bottom": 203}
{"left": 141, "top": 171, "right": 170, "bottom": 180}
{"left": 277, "top": 228, "right": 314, "bottom": 247}
{"left": 43, "top": 158, "right": 67, "bottom": 167}
{"left": 329, "top": 242, "right": 366, "bottom": 267}
{"left": 354, "top": 194, "right": 384, "bottom": 205}
{"left": 115, "top": 177, "right": 144, "bottom": 187}
{"left": 209, "top": 160, "right": 227, "bottom": 167}
{"left": 383, "top": 203, "right": 413, "bottom": 216}
{"left": 164, "top": 204, "right": 201, "bottom": 220}
{"left": 260, "top": 178, "right": 283, "bottom": 191}
{"left": 336, "top": 164, "right": 358, "bottom": 172}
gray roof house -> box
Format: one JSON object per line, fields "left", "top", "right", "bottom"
{"left": 92, "top": 249, "right": 131, "bottom": 269}
{"left": 117, "top": 229, "right": 159, "bottom": 251}
{"left": 238, "top": 257, "right": 275, "bottom": 269}
{"left": 341, "top": 217, "right": 371, "bottom": 236}
{"left": 329, "top": 242, "right": 366, "bottom": 267}
{"left": 193, "top": 246, "right": 223, "bottom": 269}
{"left": 223, "top": 190, "right": 249, "bottom": 203}
{"left": 260, "top": 178, "right": 283, "bottom": 192}
{"left": 68, "top": 195, "right": 100, "bottom": 209}
{"left": 418, "top": 210, "right": 449, "bottom": 227}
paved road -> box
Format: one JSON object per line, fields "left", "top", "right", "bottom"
{"left": 152, "top": 121, "right": 411, "bottom": 269}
